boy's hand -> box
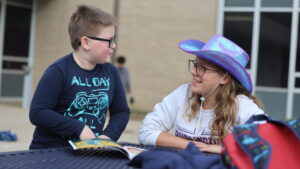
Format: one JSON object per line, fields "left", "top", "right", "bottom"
{"left": 191, "top": 141, "right": 222, "bottom": 154}
{"left": 79, "top": 125, "right": 96, "bottom": 140}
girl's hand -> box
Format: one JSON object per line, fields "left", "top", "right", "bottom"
{"left": 191, "top": 141, "right": 222, "bottom": 154}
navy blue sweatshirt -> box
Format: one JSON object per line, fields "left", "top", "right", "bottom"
{"left": 29, "top": 53, "right": 130, "bottom": 149}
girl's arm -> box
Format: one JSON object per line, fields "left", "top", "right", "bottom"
{"left": 191, "top": 141, "right": 222, "bottom": 153}
{"left": 156, "top": 132, "right": 190, "bottom": 149}
{"left": 139, "top": 85, "right": 190, "bottom": 145}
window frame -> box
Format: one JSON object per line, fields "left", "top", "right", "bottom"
{"left": 218, "top": 0, "right": 300, "bottom": 119}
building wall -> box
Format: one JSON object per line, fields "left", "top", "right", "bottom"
{"left": 33, "top": 0, "right": 218, "bottom": 112}
{"left": 117, "top": 0, "right": 218, "bottom": 111}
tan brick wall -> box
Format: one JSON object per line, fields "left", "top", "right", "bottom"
{"left": 33, "top": 0, "right": 218, "bottom": 112}
{"left": 117, "top": 0, "right": 218, "bottom": 111}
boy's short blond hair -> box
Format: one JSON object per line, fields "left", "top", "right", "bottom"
{"left": 68, "top": 5, "right": 117, "bottom": 50}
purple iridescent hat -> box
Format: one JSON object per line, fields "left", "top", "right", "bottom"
{"left": 178, "top": 35, "right": 253, "bottom": 92}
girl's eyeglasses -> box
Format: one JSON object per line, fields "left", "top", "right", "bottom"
{"left": 188, "top": 59, "right": 218, "bottom": 76}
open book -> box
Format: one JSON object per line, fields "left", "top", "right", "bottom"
{"left": 68, "top": 138, "right": 145, "bottom": 160}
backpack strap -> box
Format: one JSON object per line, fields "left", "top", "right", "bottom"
{"left": 245, "top": 114, "right": 269, "bottom": 124}
{"left": 222, "top": 148, "right": 239, "bottom": 169}
{"left": 233, "top": 124, "right": 272, "bottom": 169}
{"left": 247, "top": 114, "right": 300, "bottom": 141}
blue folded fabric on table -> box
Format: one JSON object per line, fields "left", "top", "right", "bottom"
{"left": 129, "top": 143, "right": 226, "bottom": 169}
{"left": 0, "top": 131, "right": 17, "bottom": 141}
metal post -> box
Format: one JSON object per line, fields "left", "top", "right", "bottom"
{"left": 112, "top": 0, "right": 120, "bottom": 64}
{"left": 0, "top": 0, "right": 7, "bottom": 100}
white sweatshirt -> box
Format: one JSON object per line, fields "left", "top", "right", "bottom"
{"left": 138, "top": 84, "right": 264, "bottom": 145}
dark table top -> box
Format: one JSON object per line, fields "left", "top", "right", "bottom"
{"left": 0, "top": 142, "right": 157, "bottom": 169}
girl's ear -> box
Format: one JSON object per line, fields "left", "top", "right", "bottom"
{"left": 80, "top": 36, "right": 90, "bottom": 50}
{"left": 220, "top": 73, "right": 231, "bottom": 85}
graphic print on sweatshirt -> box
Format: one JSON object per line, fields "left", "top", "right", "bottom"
{"left": 175, "top": 125, "right": 221, "bottom": 144}
{"left": 64, "top": 76, "right": 110, "bottom": 136}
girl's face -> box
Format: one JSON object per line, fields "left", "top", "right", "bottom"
{"left": 190, "top": 57, "right": 228, "bottom": 96}
{"left": 87, "top": 25, "right": 116, "bottom": 64}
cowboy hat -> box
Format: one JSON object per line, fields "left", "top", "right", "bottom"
{"left": 178, "top": 35, "right": 252, "bottom": 92}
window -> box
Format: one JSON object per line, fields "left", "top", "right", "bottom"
{"left": 0, "top": 1, "right": 32, "bottom": 99}
{"left": 1, "top": 74, "right": 24, "bottom": 97}
{"left": 8, "top": 0, "right": 33, "bottom": 5}
{"left": 225, "top": 0, "right": 254, "bottom": 7}
{"left": 257, "top": 13, "right": 291, "bottom": 88}
{"left": 296, "top": 13, "right": 300, "bottom": 73}
{"left": 4, "top": 5, "right": 32, "bottom": 58}
{"left": 293, "top": 94, "right": 300, "bottom": 118}
{"left": 295, "top": 78, "right": 300, "bottom": 88}
{"left": 261, "top": 0, "right": 293, "bottom": 7}
{"left": 223, "top": 12, "right": 253, "bottom": 68}
{"left": 222, "top": 0, "right": 298, "bottom": 119}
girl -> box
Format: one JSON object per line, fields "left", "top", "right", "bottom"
{"left": 138, "top": 35, "right": 265, "bottom": 154}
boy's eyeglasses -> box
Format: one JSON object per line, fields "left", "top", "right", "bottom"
{"left": 188, "top": 59, "right": 217, "bottom": 76}
{"left": 78, "top": 36, "right": 116, "bottom": 48}
{"left": 87, "top": 36, "right": 116, "bottom": 48}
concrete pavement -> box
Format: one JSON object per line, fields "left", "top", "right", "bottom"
{"left": 0, "top": 103, "right": 142, "bottom": 152}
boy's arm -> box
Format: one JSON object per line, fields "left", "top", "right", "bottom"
{"left": 29, "top": 66, "right": 85, "bottom": 138}
{"left": 102, "top": 68, "right": 130, "bottom": 141}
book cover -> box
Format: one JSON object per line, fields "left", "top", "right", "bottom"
{"left": 68, "top": 138, "right": 145, "bottom": 160}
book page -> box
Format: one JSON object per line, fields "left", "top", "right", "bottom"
{"left": 68, "top": 138, "right": 122, "bottom": 150}
{"left": 122, "top": 146, "right": 146, "bottom": 160}
{"left": 68, "top": 138, "right": 146, "bottom": 160}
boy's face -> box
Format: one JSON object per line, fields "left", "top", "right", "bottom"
{"left": 87, "top": 25, "right": 116, "bottom": 64}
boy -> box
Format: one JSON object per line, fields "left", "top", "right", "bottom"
{"left": 29, "top": 5, "right": 130, "bottom": 149}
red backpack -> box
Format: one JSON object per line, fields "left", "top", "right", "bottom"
{"left": 222, "top": 115, "right": 300, "bottom": 169}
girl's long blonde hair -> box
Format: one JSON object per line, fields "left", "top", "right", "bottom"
{"left": 187, "top": 77, "right": 263, "bottom": 141}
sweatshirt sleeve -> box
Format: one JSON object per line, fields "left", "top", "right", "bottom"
{"left": 29, "top": 66, "right": 85, "bottom": 138}
{"left": 138, "top": 85, "right": 186, "bottom": 145}
{"left": 102, "top": 66, "right": 130, "bottom": 141}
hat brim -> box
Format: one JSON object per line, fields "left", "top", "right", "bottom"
{"left": 179, "top": 40, "right": 253, "bottom": 92}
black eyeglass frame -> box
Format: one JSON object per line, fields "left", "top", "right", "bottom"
{"left": 188, "top": 59, "right": 218, "bottom": 76}
{"left": 78, "top": 35, "right": 116, "bottom": 48}
{"left": 87, "top": 36, "right": 116, "bottom": 48}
